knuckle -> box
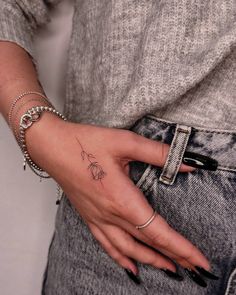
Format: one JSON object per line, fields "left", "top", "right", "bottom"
{"left": 116, "top": 256, "right": 128, "bottom": 267}
{"left": 143, "top": 254, "right": 156, "bottom": 265}
{"left": 182, "top": 244, "right": 197, "bottom": 260}
{"left": 109, "top": 249, "right": 121, "bottom": 261}
{"left": 98, "top": 209, "right": 112, "bottom": 224}
{"left": 149, "top": 231, "right": 170, "bottom": 248}
{"left": 119, "top": 242, "right": 134, "bottom": 256}
{"left": 124, "top": 131, "right": 140, "bottom": 153}
{"left": 113, "top": 129, "right": 136, "bottom": 146}
{"left": 105, "top": 244, "right": 115, "bottom": 255}
{"left": 130, "top": 134, "right": 143, "bottom": 149}
{"left": 122, "top": 130, "right": 137, "bottom": 141}
{"left": 110, "top": 201, "right": 128, "bottom": 219}
{"left": 99, "top": 200, "right": 124, "bottom": 220}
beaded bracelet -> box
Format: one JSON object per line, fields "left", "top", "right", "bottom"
{"left": 18, "top": 105, "right": 67, "bottom": 177}
{"left": 8, "top": 91, "right": 49, "bottom": 129}
{"left": 18, "top": 105, "right": 67, "bottom": 205}
{"left": 12, "top": 97, "right": 53, "bottom": 141}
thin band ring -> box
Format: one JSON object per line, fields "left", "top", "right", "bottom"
{"left": 135, "top": 209, "right": 157, "bottom": 230}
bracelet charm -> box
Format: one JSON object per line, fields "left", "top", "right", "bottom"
{"left": 8, "top": 91, "right": 49, "bottom": 129}
{"left": 18, "top": 105, "right": 67, "bottom": 179}
{"left": 20, "top": 112, "right": 41, "bottom": 129}
{"left": 9, "top": 91, "right": 66, "bottom": 206}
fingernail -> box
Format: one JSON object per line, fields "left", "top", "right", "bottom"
{"left": 124, "top": 268, "right": 141, "bottom": 285}
{"left": 182, "top": 151, "right": 218, "bottom": 171}
{"left": 195, "top": 266, "right": 219, "bottom": 280}
{"left": 184, "top": 268, "right": 207, "bottom": 288}
{"left": 160, "top": 269, "right": 184, "bottom": 281}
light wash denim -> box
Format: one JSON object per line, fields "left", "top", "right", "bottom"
{"left": 42, "top": 115, "right": 236, "bottom": 295}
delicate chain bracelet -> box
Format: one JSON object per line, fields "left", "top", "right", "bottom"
{"left": 18, "top": 105, "right": 67, "bottom": 205}
{"left": 7, "top": 91, "right": 67, "bottom": 205}
{"left": 12, "top": 97, "right": 53, "bottom": 141}
{"left": 8, "top": 91, "right": 50, "bottom": 129}
{"left": 18, "top": 105, "right": 67, "bottom": 175}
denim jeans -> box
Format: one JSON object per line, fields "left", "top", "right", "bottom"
{"left": 42, "top": 115, "right": 236, "bottom": 295}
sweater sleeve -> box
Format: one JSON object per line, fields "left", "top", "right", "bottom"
{"left": 0, "top": 0, "right": 61, "bottom": 62}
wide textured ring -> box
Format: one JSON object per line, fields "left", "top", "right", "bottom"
{"left": 135, "top": 209, "right": 157, "bottom": 230}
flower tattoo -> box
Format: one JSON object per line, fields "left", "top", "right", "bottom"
{"left": 76, "top": 137, "right": 106, "bottom": 182}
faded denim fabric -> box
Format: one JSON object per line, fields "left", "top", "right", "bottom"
{"left": 42, "top": 115, "right": 236, "bottom": 295}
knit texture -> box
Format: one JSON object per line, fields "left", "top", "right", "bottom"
{"left": 0, "top": 0, "right": 235, "bottom": 129}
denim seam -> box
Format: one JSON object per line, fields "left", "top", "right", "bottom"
{"left": 139, "top": 168, "right": 158, "bottom": 193}
{"left": 146, "top": 114, "right": 236, "bottom": 134}
{"left": 224, "top": 268, "right": 236, "bottom": 295}
{"left": 159, "top": 124, "right": 191, "bottom": 185}
{"left": 136, "top": 164, "right": 153, "bottom": 189}
{"left": 217, "top": 166, "right": 236, "bottom": 172}
{"left": 192, "top": 129, "right": 236, "bottom": 135}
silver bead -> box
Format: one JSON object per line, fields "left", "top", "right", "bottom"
{"left": 16, "top": 104, "right": 66, "bottom": 179}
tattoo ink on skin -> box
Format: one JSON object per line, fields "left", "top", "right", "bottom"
{"left": 76, "top": 137, "right": 106, "bottom": 182}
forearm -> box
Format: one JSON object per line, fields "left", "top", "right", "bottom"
{"left": 0, "top": 41, "right": 65, "bottom": 170}
{"left": 0, "top": 41, "right": 48, "bottom": 124}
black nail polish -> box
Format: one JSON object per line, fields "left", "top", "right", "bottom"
{"left": 195, "top": 266, "right": 219, "bottom": 280}
{"left": 182, "top": 151, "right": 218, "bottom": 171}
{"left": 161, "top": 269, "right": 184, "bottom": 281}
{"left": 184, "top": 268, "right": 207, "bottom": 288}
{"left": 124, "top": 269, "right": 141, "bottom": 285}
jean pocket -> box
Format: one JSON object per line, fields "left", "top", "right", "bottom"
{"left": 225, "top": 268, "right": 236, "bottom": 295}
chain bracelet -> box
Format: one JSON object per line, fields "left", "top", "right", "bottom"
{"left": 18, "top": 105, "right": 67, "bottom": 178}
{"left": 12, "top": 97, "right": 53, "bottom": 142}
{"left": 8, "top": 91, "right": 49, "bottom": 129}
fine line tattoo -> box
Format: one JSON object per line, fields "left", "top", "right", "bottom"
{"left": 76, "top": 137, "right": 106, "bottom": 182}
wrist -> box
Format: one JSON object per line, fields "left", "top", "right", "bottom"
{"left": 23, "top": 109, "right": 69, "bottom": 172}
{"left": 9, "top": 92, "right": 51, "bottom": 136}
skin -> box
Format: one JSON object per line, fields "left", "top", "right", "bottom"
{"left": 0, "top": 41, "right": 210, "bottom": 276}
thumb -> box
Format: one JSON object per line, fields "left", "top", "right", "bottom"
{"left": 123, "top": 132, "right": 195, "bottom": 172}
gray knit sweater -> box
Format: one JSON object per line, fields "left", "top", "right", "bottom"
{"left": 0, "top": 0, "right": 236, "bottom": 130}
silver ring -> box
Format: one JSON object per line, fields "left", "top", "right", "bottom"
{"left": 135, "top": 209, "right": 157, "bottom": 230}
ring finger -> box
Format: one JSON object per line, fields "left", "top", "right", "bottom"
{"left": 98, "top": 222, "right": 180, "bottom": 274}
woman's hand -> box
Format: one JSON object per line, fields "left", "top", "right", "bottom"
{"left": 25, "top": 113, "right": 210, "bottom": 278}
